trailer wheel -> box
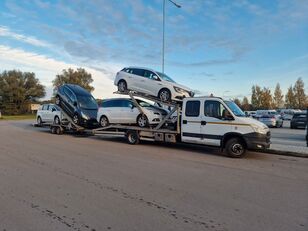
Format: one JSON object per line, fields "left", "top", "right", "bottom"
{"left": 55, "top": 126, "right": 63, "bottom": 135}
{"left": 225, "top": 138, "right": 247, "bottom": 158}
{"left": 126, "top": 130, "right": 140, "bottom": 145}
{"left": 51, "top": 126, "right": 56, "bottom": 134}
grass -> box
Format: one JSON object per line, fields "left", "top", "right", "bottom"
{"left": 0, "top": 114, "right": 36, "bottom": 120}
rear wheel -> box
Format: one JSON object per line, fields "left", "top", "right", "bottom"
{"left": 126, "top": 130, "right": 140, "bottom": 145}
{"left": 118, "top": 80, "right": 127, "bottom": 92}
{"left": 54, "top": 116, "right": 61, "bottom": 125}
{"left": 37, "top": 116, "right": 42, "bottom": 126}
{"left": 55, "top": 95, "right": 60, "bottom": 105}
{"left": 100, "top": 116, "right": 109, "bottom": 127}
{"left": 137, "top": 114, "right": 149, "bottom": 128}
{"left": 225, "top": 138, "right": 247, "bottom": 158}
{"left": 158, "top": 89, "right": 171, "bottom": 102}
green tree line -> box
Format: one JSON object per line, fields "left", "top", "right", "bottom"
{"left": 0, "top": 68, "right": 94, "bottom": 115}
{"left": 234, "top": 78, "right": 307, "bottom": 111}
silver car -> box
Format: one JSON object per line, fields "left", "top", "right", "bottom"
{"left": 258, "top": 114, "right": 283, "bottom": 128}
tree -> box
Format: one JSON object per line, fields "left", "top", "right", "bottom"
{"left": 293, "top": 78, "right": 306, "bottom": 109}
{"left": 233, "top": 98, "right": 241, "bottom": 108}
{"left": 260, "top": 87, "right": 273, "bottom": 109}
{"left": 273, "top": 83, "right": 284, "bottom": 109}
{"left": 0, "top": 70, "right": 45, "bottom": 114}
{"left": 241, "top": 96, "right": 251, "bottom": 111}
{"left": 285, "top": 85, "right": 296, "bottom": 108}
{"left": 53, "top": 68, "right": 94, "bottom": 92}
{"left": 251, "top": 85, "right": 263, "bottom": 109}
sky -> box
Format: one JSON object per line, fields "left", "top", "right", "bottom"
{"left": 0, "top": 0, "right": 307, "bottom": 100}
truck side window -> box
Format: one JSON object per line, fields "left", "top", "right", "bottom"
{"left": 204, "top": 101, "right": 228, "bottom": 119}
{"left": 185, "top": 101, "right": 200, "bottom": 117}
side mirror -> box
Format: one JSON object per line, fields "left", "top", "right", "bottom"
{"left": 73, "top": 101, "right": 78, "bottom": 107}
{"left": 52, "top": 108, "right": 56, "bottom": 112}
{"left": 153, "top": 75, "right": 160, "bottom": 81}
{"left": 130, "top": 104, "right": 135, "bottom": 109}
{"left": 224, "top": 114, "right": 234, "bottom": 121}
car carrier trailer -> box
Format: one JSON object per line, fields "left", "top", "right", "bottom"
{"left": 34, "top": 90, "right": 271, "bottom": 158}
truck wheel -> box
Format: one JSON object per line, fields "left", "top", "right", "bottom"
{"left": 137, "top": 114, "right": 149, "bottom": 127}
{"left": 118, "top": 80, "right": 127, "bottom": 92}
{"left": 126, "top": 130, "right": 140, "bottom": 145}
{"left": 225, "top": 138, "right": 246, "bottom": 158}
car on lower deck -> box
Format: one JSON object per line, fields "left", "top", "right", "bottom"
{"left": 55, "top": 84, "right": 99, "bottom": 128}
{"left": 36, "top": 104, "right": 62, "bottom": 125}
{"left": 114, "top": 67, "right": 194, "bottom": 102}
{"left": 97, "top": 98, "right": 168, "bottom": 128}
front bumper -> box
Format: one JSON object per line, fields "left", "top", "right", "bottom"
{"left": 80, "top": 118, "right": 99, "bottom": 129}
{"left": 243, "top": 132, "right": 271, "bottom": 150}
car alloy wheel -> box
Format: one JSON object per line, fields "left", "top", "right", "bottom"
{"left": 55, "top": 96, "right": 60, "bottom": 105}
{"left": 37, "top": 116, "right": 42, "bottom": 125}
{"left": 159, "top": 89, "right": 171, "bottom": 102}
{"left": 73, "top": 114, "right": 79, "bottom": 125}
{"left": 118, "top": 81, "right": 127, "bottom": 92}
{"left": 100, "top": 116, "right": 109, "bottom": 127}
{"left": 137, "top": 114, "right": 148, "bottom": 128}
{"left": 54, "top": 116, "right": 60, "bottom": 125}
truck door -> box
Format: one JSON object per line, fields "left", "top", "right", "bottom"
{"left": 200, "top": 100, "right": 234, "bottom": 147}
{"left": 181, "top": 100, "right": 203, "bottom": 144}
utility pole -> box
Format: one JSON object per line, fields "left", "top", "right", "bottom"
{"left": 162, "top": 0, "right": 181, "bottom": 73}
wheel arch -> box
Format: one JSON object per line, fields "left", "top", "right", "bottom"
{"left": 221, "top": 132, "right": 247, "bottom": 149}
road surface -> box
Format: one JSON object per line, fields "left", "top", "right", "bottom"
{"left": 0, "top": 120, "right": 307, "bottom": 231}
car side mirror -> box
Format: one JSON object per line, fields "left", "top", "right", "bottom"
{"left": 153, "top": 75, "right": 160, "bottom": 81}
{"left": 52, "top": 108, "right": 56, "bottom": 112}
{"left": 224, "top": 114, "right": 234, "bottom": 121}
{"left": 130, "top": 104, "right": 135, "bottom": 109}
{"left": 73, "top": 101, "right": 78, "bottom": 107}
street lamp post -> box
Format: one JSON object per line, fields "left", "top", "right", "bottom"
{"left": 162, "top": 0, "right": 181, "bottom": 73}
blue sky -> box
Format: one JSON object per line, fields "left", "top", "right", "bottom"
{"left": 0, "top": 0, "right": 307, "bottom": 99}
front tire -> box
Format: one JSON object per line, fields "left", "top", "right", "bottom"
{"left": 100, "top": 116, "right": 109, "bottom": 127}
{"left": 158, "top": 89, "right": 171, "bottom": 102}
{"left": 225, "top": 138, "right": 247, "bottom": 158}
{"left": 118, "top": 80, "right": 127, "bottom": 92}
{"left": 72, "top": 114, "right": 79, "bottom": 125}
{"left": 137, "top": 114, "right": 149, "bottom": 128}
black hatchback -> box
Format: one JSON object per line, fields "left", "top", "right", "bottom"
{"left": 290, "top": 113, "right": 307, "bottom": 129}
{"left": 55, "top": 84, "right": 99, "bottom": 128}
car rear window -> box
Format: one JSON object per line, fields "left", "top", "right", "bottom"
{"left": 132, "top": 68, "right": 144, "bottom": 77}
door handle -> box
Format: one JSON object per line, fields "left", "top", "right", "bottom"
{"left": 141, "top": 80, "right": 145, "bottom": 82}
{"left": 183, "top": 120, "right": 187, "bottom": 124}
{"left": 201, "top": 121, "right": 207, "bottom": 125}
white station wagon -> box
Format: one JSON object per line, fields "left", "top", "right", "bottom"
{"left": 114, "top": 67, "right": 194, "bottom": 102}
{"left": 36, "top": 104, "right": 62, "bottom": 125}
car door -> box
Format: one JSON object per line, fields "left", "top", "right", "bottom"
{"left": 40, "top": 104, "right": 48, "bottom": 122}
{"left": 130, "top": 68, "right": 148, "bottom": 93}
{"left": 120, "top": 100, "right": 137, "bottom": 124}
{"left": 108, "top": 99, "right": 124, "bottom": 123}
{"left": 63, "top": 87, "right": 76, "bottom": 116}
{"left": 181, "top": 100, "right": 203, "bottom": 144}
{"left": 45, "top": 105, "right": 53, "bottom": 122}
{"left": 141, "top": 70, "right": 162, "bottom": 96}
{"left": 200, "top": 100, "right": 234, "bottom": 146}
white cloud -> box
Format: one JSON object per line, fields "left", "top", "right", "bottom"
{"left": 0, "top": 25, "right": 51, "bottom": 48}
{"left": 0, "top": 45, "right": 119, "bottom": 99}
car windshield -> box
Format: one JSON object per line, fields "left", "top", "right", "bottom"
{"left": 77, "top": 95, "right": 98, "bottom": 109}
{"left": 136, "top": 99, "right": 152, "bottom": 108}
{"left": 224, "top": 101, "right": 245, "bottom": 117}
{"left": 157, "top": 72, "right": 176, "bottom": 83}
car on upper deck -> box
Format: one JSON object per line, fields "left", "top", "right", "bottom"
{"left": 114, "top": 67, "right": 194, "bottom": 102}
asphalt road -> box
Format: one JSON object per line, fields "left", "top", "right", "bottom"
{"left": 0, "top": 120, "right": 307, "bottom": 231}
{"left": 270, "top": 121, "right": 307, "bottom": 147}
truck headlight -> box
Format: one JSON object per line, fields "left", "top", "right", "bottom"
{"left": 252, "top": 124, "right": 268, "bottom": 134}
{"left": 81, "top": 112, "right": 89, "bottom": 120}
{"left": 174, "top": 86, "right": 187, "bottom": 94}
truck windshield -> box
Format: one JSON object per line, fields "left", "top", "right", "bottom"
{"left": 157, "top": 72, "right": 176, "bottom": 83}
{"left": 77, "top": 95, "right": 98, "bottom": 110}
{"left": 224, "top": 101, "right": 245, "bottom": 117}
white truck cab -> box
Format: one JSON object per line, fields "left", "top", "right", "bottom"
{"left": 181, "top": 97, "right": 270, "bottom": 157}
